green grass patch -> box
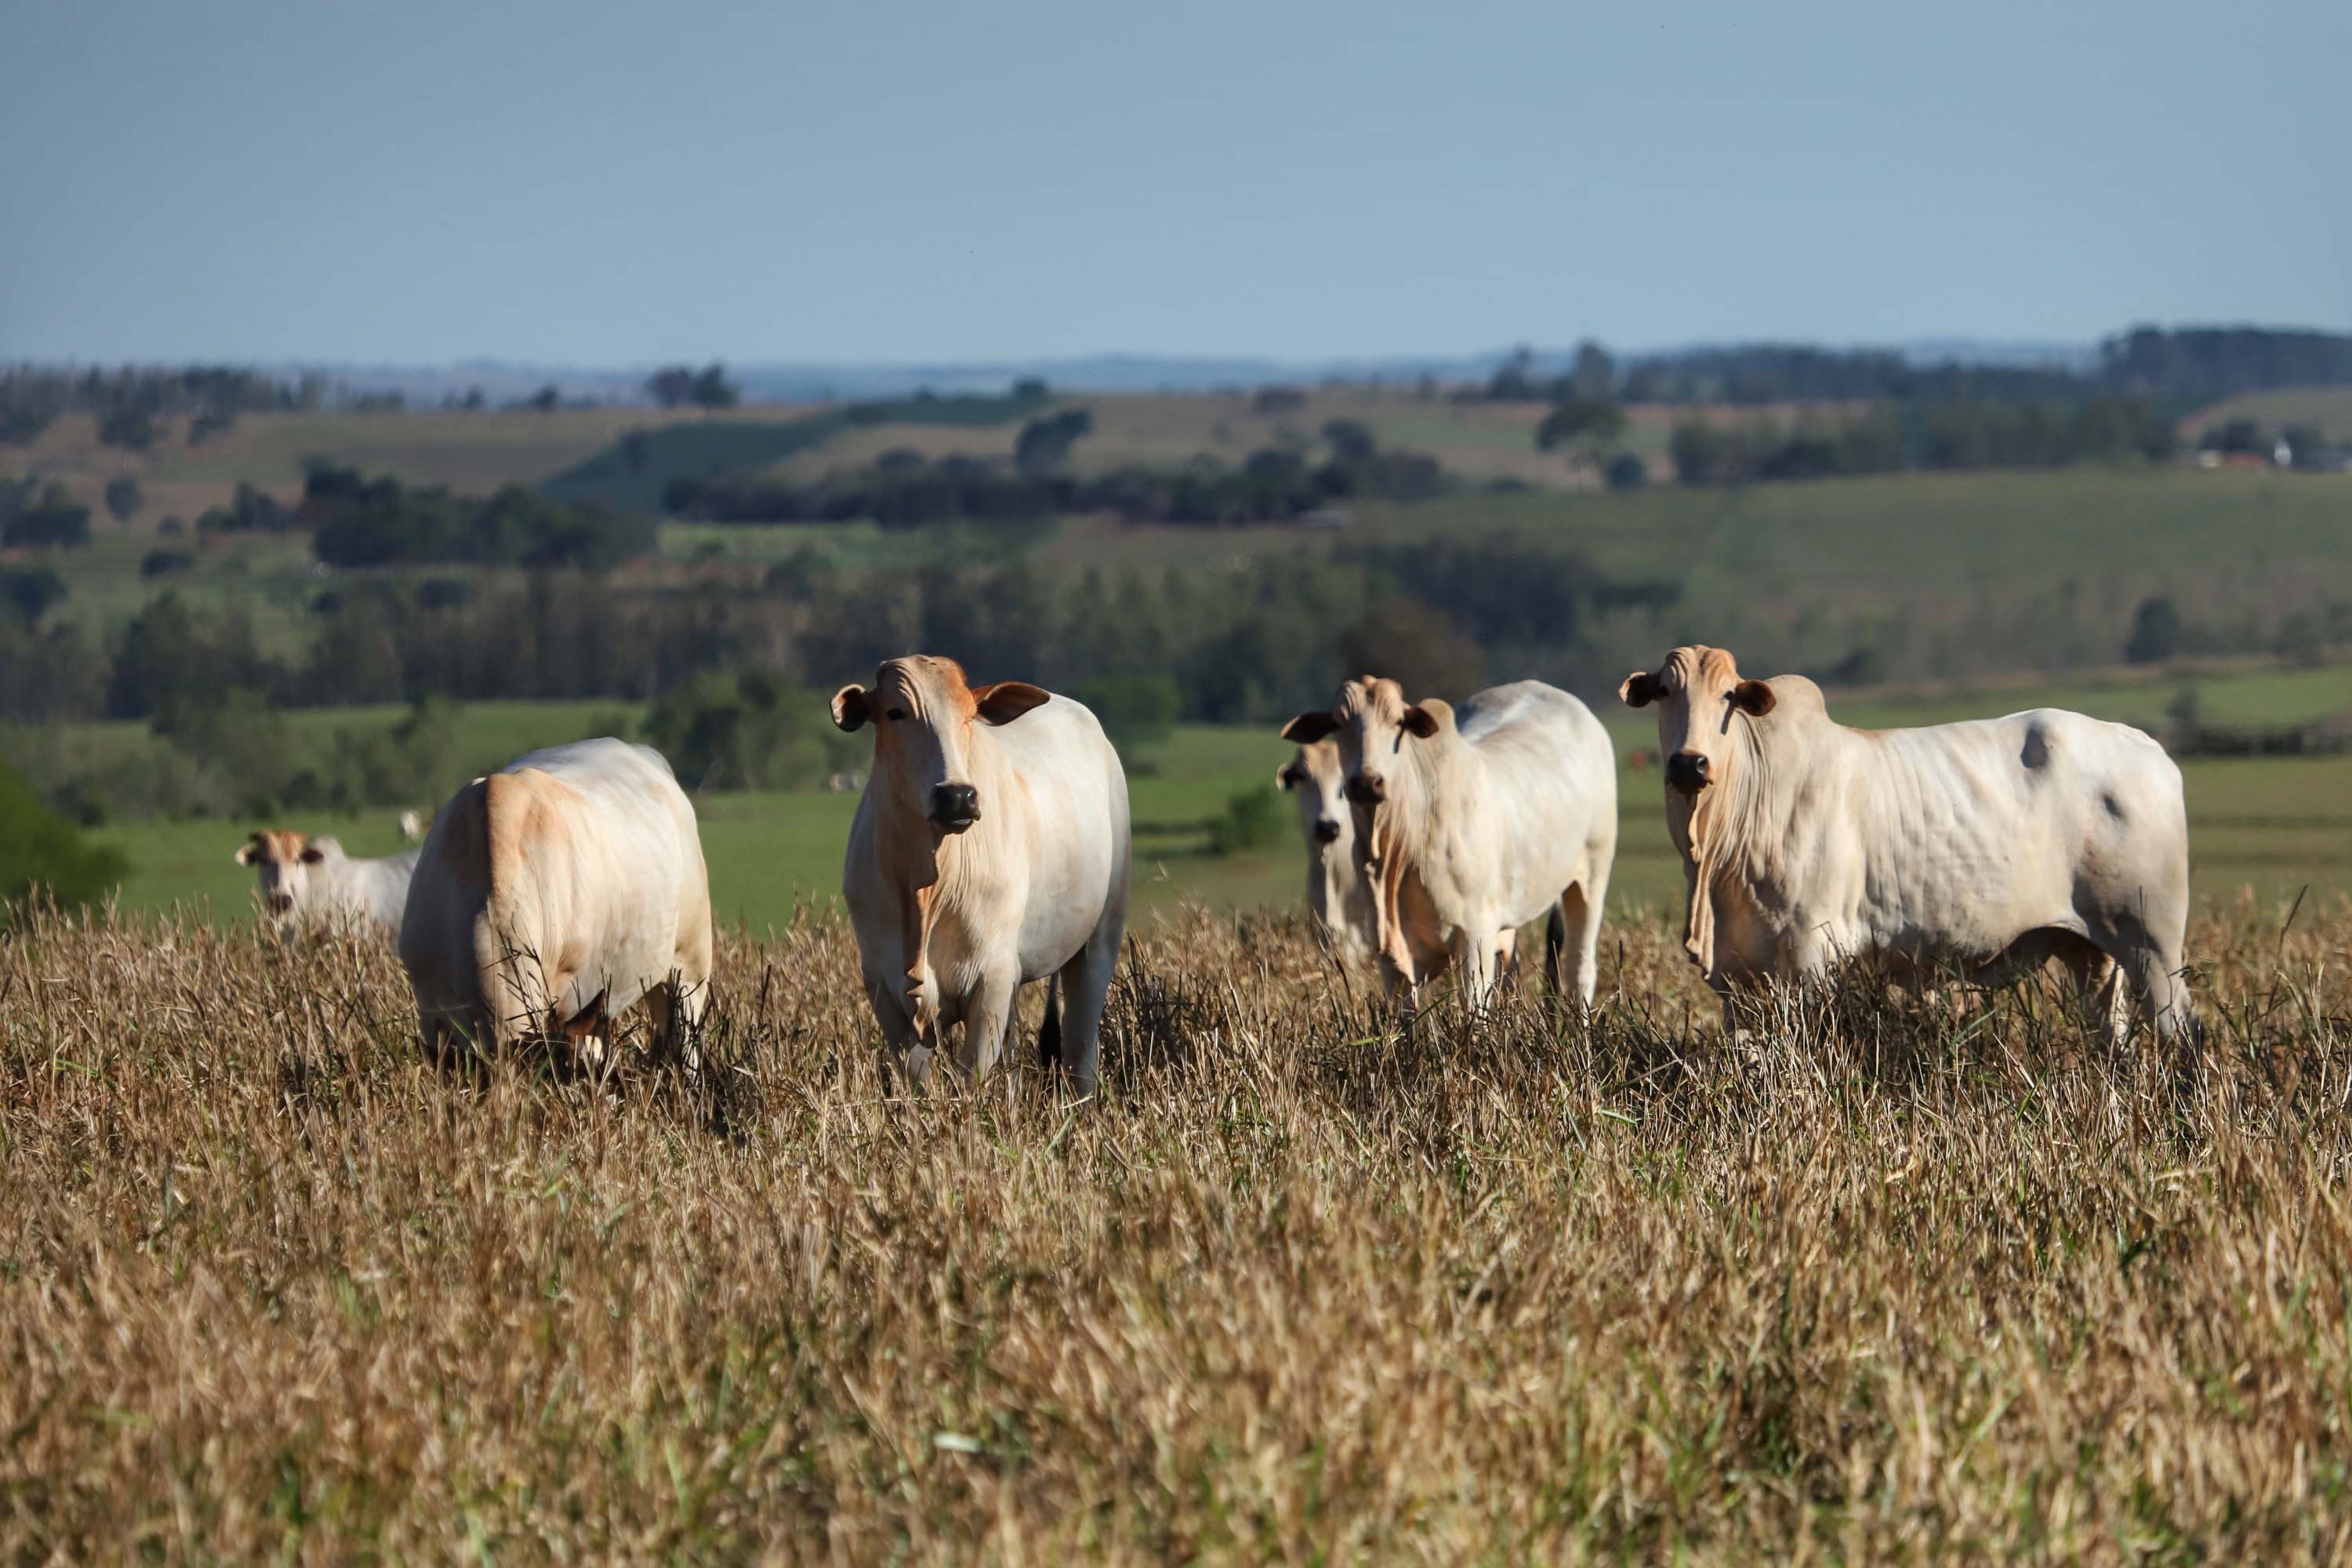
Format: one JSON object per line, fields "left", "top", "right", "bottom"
{"left": 542, "top": 414, "right": 862, "bottom": 514}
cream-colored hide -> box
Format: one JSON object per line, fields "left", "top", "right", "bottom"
{"left": 834, "top": 657, "right": 1131, "bottom": 1096}
{"left": 1282, "top": 677, "right": 1617, "bottom": 1008}
{"left": 1621, "top": 644, "right": 2194, "bottom": 1041}
{"left": 398, "top": 739, "right": 714, "bottom": 1067}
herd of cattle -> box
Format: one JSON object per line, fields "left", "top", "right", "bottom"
{"left": 233, "top": 644, "right": 2198, "bottom": 1090}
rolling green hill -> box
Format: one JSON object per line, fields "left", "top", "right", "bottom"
{"left": 540, "top": 390, "right": 1052, "bottom": 512}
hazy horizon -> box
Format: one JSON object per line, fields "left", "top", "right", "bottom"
{"left": 3, "top": 0, "right": 2345, "bottom": 365}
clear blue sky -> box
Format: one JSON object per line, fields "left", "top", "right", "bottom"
{"left": 2, "top": 0, "right": 2344, "bottom": 365}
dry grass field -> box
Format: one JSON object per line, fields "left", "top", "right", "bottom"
{"left": 5, "top": 897, "right": 2352, "bottom": 1561}
{"left": 8, "top": 405, "right": 829, "bottom": 532}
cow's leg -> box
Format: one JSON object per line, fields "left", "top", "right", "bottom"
{"left": 421, "top": 1011, "right": 466, "bottom": 1075}
{"left": 955, "top": 965, "right": 1019, "bottom": 1084}
{"left": 1557, "top": 868, "right": 1608, "bottom": 1012}
{"left": 1376, "top": 946, "right": 1416, "bottom": 1009}
{"left": 862, "top": 969, "right": 928, "bottom": 1089}
{"left": 643, "top": 977, "right": 708, "bottom": 1081}
{"left": 2053, "top": 937, "right": 2129, "bottom": 1047}
{"left": 1058, "top": 914, "right": 1123, "bottom": 1098}
{"left": 1454, "top": 927, "right": 1500, "bottom": 1012}
{"left": 2124, "top": 941, "right": 2196, "bottom": 1047}
{"left": 2085, "top": 899, "right": 2197, "bottom": 1051}
{"left": 658, "top": 914, "right": 717, "bottom": 1079}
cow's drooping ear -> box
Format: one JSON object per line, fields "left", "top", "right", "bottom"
{"left": 1275, "top": 760, "right": 1304, "bottom": 792}
{"left": 973, "top": 681, "right": 1052, "bottom": 725}
{"left": 1733, "top": 679, "right": 1777, "bottom": 717}
{"left": 1619, "top": 671, "right": 1661, "bottom": 708}
{"left": 233, "top": 838, "right": 260, "bottom": 866}
{"left": 1280, "top": 713, "right": 1337, "bottom": 744}
{"left": 1399, "top": 703, "right": 1442, "bottom": 739}
{"left": 830, "top": 684, "right": 871, "bottom": 732}
{"left": 299, "top": 837, "right": 333, "bottom": 864}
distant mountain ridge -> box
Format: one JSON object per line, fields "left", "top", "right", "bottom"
{"left": 38, "top": 325, "right": 2338, "bottom": 406}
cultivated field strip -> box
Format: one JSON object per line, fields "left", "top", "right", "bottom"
{"left": 2, "top": 903, "right": 2350, "bottom": 1561}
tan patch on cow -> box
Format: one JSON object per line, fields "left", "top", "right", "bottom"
{"left": 476, "top": 768, "right": 598, "bottom": 1033}
{"left": 874, "top": 655, "right": 980, "bottom": 727}
{"left": 1657, "top": 644, "right": 1743, "bottom": 700}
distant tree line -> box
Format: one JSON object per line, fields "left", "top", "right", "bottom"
{"left": 297, "top": 463, "right": 656, "bottom": 569}
{"left": 2100, "top": 327, "right": 2352, "bottom": 402}
{"left": 667, "top": 419, "right": 1449, "bottom": 528}
{"left": 645, "top": 362, "right": 741, "bottom": 410}
{"left": 1668, "top": 398, "right": 2179, "bottom": 485}
{"left": 1477, "top": 326, "right": 2352, "bottom": 410}
{"left": 0, "top": 365, "right": 313, "bottom": 448}
{"left": 8, "top": 532, "right": 2350, "bottom": 823}
{"left": 0, "top": 534, "right": 1672, "bottom": 818}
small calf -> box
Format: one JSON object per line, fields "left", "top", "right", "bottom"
{"left": 234, "top": 829, "right": 420, "bottom": 943}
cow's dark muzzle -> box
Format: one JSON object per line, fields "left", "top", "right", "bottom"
{"left": 1665, "top": 752, "right": 1711, "bottom": 793}
{"left": 1345, "top": 771, "right": 1387, "bottom": 805}
{"left": 1312, "top": 817, "right": 1342, "bottom": 844}
{"left": 928, "top": 782, "right": 981, "bottom": 832}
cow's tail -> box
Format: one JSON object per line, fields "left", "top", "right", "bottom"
{"left": 1545, "top": 906, "right": 1566, "bottom": 992}
{"left": 1038, "top": 972, "right": 1063, "bottom": 1070}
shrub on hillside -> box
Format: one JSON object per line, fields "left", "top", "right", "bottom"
{"left": 1, "top": 485, "right": 92, "bottom": 549}
{"left": 643, "top": 672, "right": 856, "bottom": 792}
{"left": 305, "top": 464, "right": 655, "bottom": 570}
{"left": 1, "top": 568, "right": 67, "bottom": 622}
{"left": 0, "top": 758, "right": 127, "bottom": 924}
{"left": 1206, "top": 786, "right": 1288, "bottom": 856}
{"left": 1073, "top": 673, "right": 1181, "bottom": 753}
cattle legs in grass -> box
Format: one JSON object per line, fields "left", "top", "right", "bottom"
{"left": 1549, "top": 870, "right": 1612, "bottom": 1009}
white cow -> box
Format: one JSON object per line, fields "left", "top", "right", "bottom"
{"left": 1281, "top": 742, "right": 1541, "bottom": 979}
{"left": 1620, "top": 644, "right": 2195, "bottom": 1040}
{"left": 1281, "top": 676, "right": 1617, "bottom": 1007}
{"left": 234, "top": 828, "right": 419, "bottom": 944}
{"left": 833, "top": 655, "right": 1130, "bottom": 1095}
{"left": 397, "top": 739, "right": 714, "bottom": 1067}
{"left": 1276, "top": 740, "right": 1376, "bottom": 966}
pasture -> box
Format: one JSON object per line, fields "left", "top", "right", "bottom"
{"left": 8, "top": 405, "right": 823, "bottom": 535}
{"left": 4, "top": 898, "right": 2350, "bottom": 1560}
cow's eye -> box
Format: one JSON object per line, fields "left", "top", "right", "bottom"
{"left": 886, "top": 707, "right": 906, "bottom": 721}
